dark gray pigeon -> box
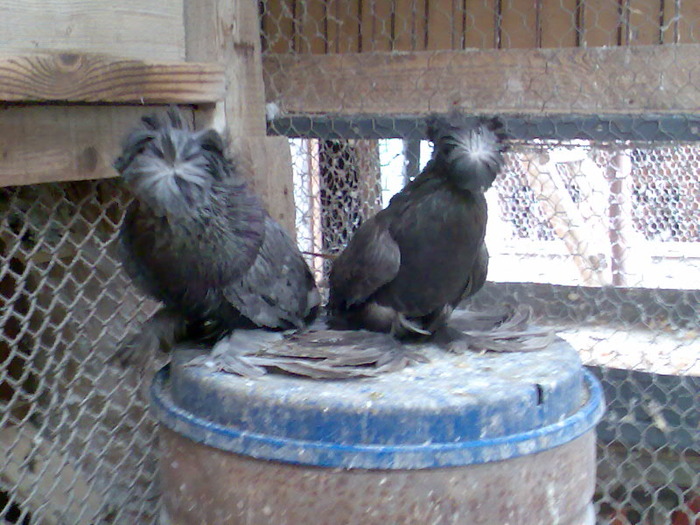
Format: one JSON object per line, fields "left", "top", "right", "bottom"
{"left": 328, "top": 116, "right": 506, "bottom": 345}
{"left": 114, "top": 108, "right": 320, "bottom": 365}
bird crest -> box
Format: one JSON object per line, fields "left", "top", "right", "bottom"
{"left": 114, "top": 108, "right": 227, "bottom": 217}
{"left": 427, "top": 115, "right": 507, "bottom": 192}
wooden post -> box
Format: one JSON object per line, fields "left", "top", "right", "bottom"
{"left": 607, "top": 152, "right": 632, "bottom": 287}
{"left": 307, "top": 139, "right": 325, "bottom": 278}
{"left": 524, "top": 152, "right": 611, "bottom": 286}
{"left": 609, "top": 152, "right": 661, "bottom": 288}
{"left": 184, "top": 0, "right": 297, "bottom": 235}
{"left": 402, "top": 139, "right": 421, "bottom": 185}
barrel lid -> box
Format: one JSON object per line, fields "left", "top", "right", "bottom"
{"left": 151, "top": 334, "right": 604, "bottom": 469}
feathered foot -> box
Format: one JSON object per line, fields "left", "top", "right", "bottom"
{"left": 183, "top": 330, "right": 282, "bottom": 378}
{"left": 393, "top": 314, "right": 432, "bottom": 337}
{"left": 276, "top": 329, "right": 429, "bottom": 377}
{"left": 184, "top": 328, "right": 430, "bottom": 379}
{"left": 430, "top": 325, "right": 480, "bottom": 354}
{"left": 434, "top": 305, "right": 556, "bottom": 353}
{"left": 111, "top": 308, "right": 184, "bottom": 367}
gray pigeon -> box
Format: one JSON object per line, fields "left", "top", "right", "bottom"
{"left": 328, "top": 116, "right": 506, "bottom": 343}
{"left": 114, "top": 108, "right": 320, "bottom": 365}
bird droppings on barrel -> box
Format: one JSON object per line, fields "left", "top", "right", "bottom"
{"left": 151, "top": 325, "right": 604, "bottom": 525}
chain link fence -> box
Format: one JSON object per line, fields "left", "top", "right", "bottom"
{"left": 0, "top": 1, "right": 698, "bottom": 524}
{"left": 0, "top": 181, "right": 162, "bottom": 523}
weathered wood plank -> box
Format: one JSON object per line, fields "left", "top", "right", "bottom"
{"left": 0, "top": 52, "right": 224, "bottom": 104}
{"left": 581, "top": 0, "right": 621, "bottom": 47}
{"left": 263, "top": 45, "right": 700, "bottom": 116}
{"left": 261, "top": 0, "right": 295, "bottom": 53}
{"left": 464, "top": 0, "right": 497, "bottom": 49}
{"left": 328, "top": 0, "right": 361, "bottom": 53}
{"left": 185, "top": 1, "right": 267, "bottom": 137}
{"left": 360, "top": 0, "right": 393, "bottom": 52}
{"left": 0, "top": 0, "right": 185, "bottom": 61}
{"left": 678, "top": 1, "right": 700, "bottom": 44}
{"left": 237, "top": 136, "right": 298, "bottom": 238}
{"left": 626, "top": 0, "right": 663, "bottom": 45}
{"left": 394, "top": 0, "right": 428, "bottom": 51}
{"left": 426, "top": 0, "right": 457, "bottom": 50}
{"left": 298, "top": 0, "right": 328, "bottom": 54}
{"left": 185, "top": 0, "right": 297, "bottom": 235}
{"left": 540, "top": 0, "right": 578, "bottom": 48}
{"left": 0, "top": 106, "right": 159, "bottom": 187}
{"left": 500, "top": 0, "right": 537, "bottom": 48}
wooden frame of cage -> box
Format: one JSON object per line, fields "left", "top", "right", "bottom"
{"left": 263, "top": 44, "right": 700, "bottom": 116}
{"left": 1, "top": 1, "right": 699, "bottom": 520}
{"left": 0, "top": 0, "right": 296, "bottom": 233}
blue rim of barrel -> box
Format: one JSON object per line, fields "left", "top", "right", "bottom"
{"left": 150, "top": 367, "right": 604, "bottom": 469}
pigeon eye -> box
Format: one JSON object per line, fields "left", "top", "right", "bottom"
{"left": 441, "top": 143, "right": 456, "bottom": 156}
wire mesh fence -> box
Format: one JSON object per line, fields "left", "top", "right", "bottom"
{"left": 260, "top": 0, "right": 700, "bottom": 53}
{"left": 0, "top": 1, "right": 698, "bottom": 524}
{"left": 262, "top": 1, "right": 700, "bottom": 523}
{"left": 0, "top": 139, "right": 696, "bottom": 525}
{"left": 0, "top": 181, "right": 162, "bottom": 524}
{"left": 286, "top": 128, "right": 700, "bottom": 525}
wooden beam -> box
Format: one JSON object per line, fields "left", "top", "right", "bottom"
{"left": 500, "top": 0, "right": 537, "bottom": 48}
{"left": 0, "top": 0, "right": 185, "bottom": 62}
{"left": 185, "top": 0, "right": 297, "bottom": 235}
{"left": 0, "top": 52, "right": 224, "bottom": 104}
{"left": 0, "top": 106, "right": 162, "bottom": 187}
{"left": 540, "top": 0, "right": 578, "bottom": 48}
{"left": 299, "top": 0, "right": 328, "bottom": 54}
{"left": 263, "top": 45, "right": 700, "bottom": 116}
{"left": 185, "top": 0, "right": 268, "bottom": 137}
{"left": 523, "top": 153, "right": 611, "bottom": 287}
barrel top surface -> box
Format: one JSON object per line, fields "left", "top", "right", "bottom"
{"left": 151, "top": 327, "right": 605, "bottom": 468}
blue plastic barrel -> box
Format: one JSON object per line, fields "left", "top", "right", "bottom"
{"left": 152, "top": 336, "right": 604, "bottom": 525}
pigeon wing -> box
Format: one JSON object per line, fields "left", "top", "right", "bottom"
{"left": 224, "top": 217, "right": 320, "bottom": 329}
{"left": 329, "top": 212, "right": 401, "bottom": 309}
